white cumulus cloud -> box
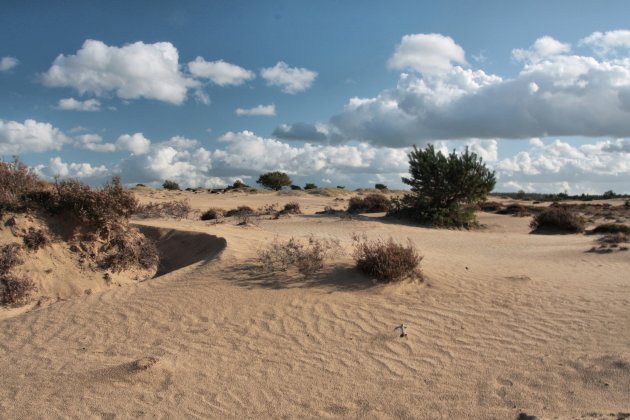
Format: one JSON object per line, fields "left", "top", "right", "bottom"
{"left": 56, "top": 97, "right": 101, "bottom": 111}
{"left": 512, "top": 36, "right": 571, "bottom": 63}
{"left": 260, "top": 61, "right": 317, "bottom": 94}
{"left": 0, "top": 119, "right": 69, "bottom": 154}
{"left": 34, "top": 157, "right": 109, "bottom": 181}
{"left": 41, "top": 39, "right": 198, "bottom": 105}
{"left": 579, "top": 30, "right": 630, "bottom": 57}
{"left": 0, "top": 56, "right": 19, "bottom": 72}
{"left": 188, "top": 57, "right": 255, "bottom": 86}
{"left": 235, "top": 104, "right": 276, "bottom": 116}
{"left": 387, "top": 33, "right": 467, "bottom": 74}
{"left": 115, "top": 133, "right": 151, "bottom": 155}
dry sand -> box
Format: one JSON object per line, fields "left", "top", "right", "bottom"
{"left": 1, "top": 189, "right": 629, "bottom": 419}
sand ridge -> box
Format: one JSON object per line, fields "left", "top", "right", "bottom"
{"left": 0, "top": 190, "right": 629, "bottom": 418}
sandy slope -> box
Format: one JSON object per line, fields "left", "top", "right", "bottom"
{"left": 1, "top": 190, "right": 629, "bottom": 419}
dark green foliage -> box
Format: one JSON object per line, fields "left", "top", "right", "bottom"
{"left": 602, "top": 190, "right": 617, "bottom": 199}
{"left": 256, "top": 171, "right": 292, "bottom": 191}
{"left": 347, "top": 193, "right": 390, "bottom": 213}
{"left": 374, "top": 183, "right": 388, "bottom": 191}
{"left": 592, "top": 223, "right": 630, "bottom": 235}
{"left": 336, "top": 186, "right": 345, "bottom": 189}
{"left": 162, "top": 180, "right": 181, "bottom": 190}
{"left": 304, "top": 183, "right": 318, "bottom": 190}
{"left": 290, "top": 185, "right": 302, "bottom": 190}
{"left": 530, "top": 207, "right": 586, "bottom": 234}
{"left": 352, "top": 234, "right": 422, "bottom": 283}
{"left": 231, "top": 180, "right": 249, "bottom": 189}
{"left": 396, "top": 145, "right": 496, "bottom": 227}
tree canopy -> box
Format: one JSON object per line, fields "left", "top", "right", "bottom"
{"left": 256, "top": 171, "right": 292, "bottom": 191}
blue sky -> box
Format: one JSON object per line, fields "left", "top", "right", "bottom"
{"left": 2, "top": 0, "right": 630, "bottom": 193}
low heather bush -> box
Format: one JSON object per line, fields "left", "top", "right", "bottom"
{"left": 0, "top": 158, "right": 45, "bottom": 212}
{"left": 23, "top": 228, "right": 50, "bottom": 251}
{"left": 0, "top": 243, "right": 23, "bottom": 275}
{"left": 1, "top": 275, "right": 36, "bottom": 306}
{"left": 201, "top": 208, "right": 225, "bottom": 221}
{"left": 281, "top": 202, "right": 301, "bottom": 215}
{"left": 135, "top": 200, "right": 193, "bottom": 219}
{"left": 497, "top": 203, "right": 530, "bottom": 216}
{"left": 530, "top": 207, "right": 586, "bottom": 234}
{"left": 352, "top": 234, "right": 422, "bottom": 283}
{"left": 257, "top": 236, "right": 342, "bottom": 276}
{"left": 98, "top": 229, "right": 159, "bottom": 273}
{"left": 347, "top": 193, "right": 390, "bottom": 213}
{"left": 480, "top": 201, "right": 503, "bottom": 212}
{"left": 591, "top": 223, "right": 630, "bottom": 235}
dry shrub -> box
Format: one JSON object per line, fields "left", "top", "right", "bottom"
{"left": 497, "top": 203, "right": 530, "bottom": 216}
{"left": 347, "top": 193, "right": 390, "bottom": 213}
{"left": 225, "top": 205, "right": 255, "bottom": 217}
{"left": 281, "top": 202, "right": 301, "bottom": 215}
{"left": 98, "top": 228, "right": 159, "bottom": 273}
{"left": 201, "top": 208, "right": 225, "bottom": 221}
{"left": 530, "top": 207, "right": 586, "bottom": 234}
{"left": 135, "top": 200, "right": 192, "bottom": 219}
{"left": 23, "top": 228, "right": 50, "bottom": 251}
{"left": 0, "top": 243, "right": 34, "bottom": 306}
{"left": 225, "top": 206, "right": 258, "bottom": 225}
{"left": 1, "top": 275, "right": 36, "bottom": 306}
{"left": 257, "top": 203, "right": 279, "bottom": 215}
{"left": 480, "top": 201, "right": 503, "bottom": 212}
{"left": 0, "top": 158, "right": 45, "bottom": 212}
{"left": 0, "top": 243, "right": 23, "bottom": 275}
{"left": 315, "top": 206, "right": 345, "bottom": 215}
{"left": 598, "top": 233, "right": 630, "bottom": 245}
{"left": 352, "top": 234, "right": 422, "bottom": 283}
{"left": 592, "top": 223, "right": 630, "bottom": 235}
{"left": 257, "top": 236, "right": 342, "bottom": 276}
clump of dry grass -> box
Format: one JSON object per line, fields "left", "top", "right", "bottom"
{"left": 98, "top": 227, "right": 159, "bottom": 273}
{"left": 200, "top": 207, "right": 225, "bottom": 221}
{"left": 530, "top": 207, "right": 586, "bottom": 234}
{"left": 257, "top": 236, "right": 342, "bottom": 276}
{"left": 281, "top": 202, "right": 301, "bottom": 215}
{"left": 352, "top": 234, "right": 422, "bottom": 283}
{"left": 591, "top": 223, "right": 630, "bottom": 235}
{"left": 135, "top": 200, "right": 193, "bottom": 219}
{"left": 347, "top": 193, "right": 390, "bottom": 213}
{"left": 22, "top": 228, "right": 50, "bottom": 251}
{"left": 0, "top": 243, "right": 36, "bottom": 306}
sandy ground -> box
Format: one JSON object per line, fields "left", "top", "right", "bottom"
{"left": 1, "top": 189, "right": 629, "bottom": 419}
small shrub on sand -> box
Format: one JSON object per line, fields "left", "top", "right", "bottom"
{"left": 162, "top": 180, "right": 181, "bottom": 191}
{"left": 257, "top": 236, "right": 342, "bottom": 276}
{"left": 598, "top": 232, "right": 630, "bottom": 245}
{"left": 347, "top": 193, "right": 390, "bottom": 213}
{"left": 0, "top": 243, "right": 23, "bottom": 275}
{"left": 281, "top": 202, "right": 301, "bottom": 215}
{"left": 225, "top": 206, "right": 255, "bottom": 217}
{"left": 530, "top": 207, "right": 585, "bottom": 234}
{"left": 135, "top": 200, "right": 192, "bottom": 219}
{"left": 98, "top": 229, "right": 159, "bottom": 273}
{"left": 23, "top": 228, "right": 50, "bottom": 251}
{"left": 497, "top": 203, "right": 530, "bottom": 216}
{"left": 0, "top": 157, "right": 45, "bottom": 212}
{"left": 591, "top": 223, "right": 630, "bottom": 235}
{"left": 480, "top": 201, "right": 503, "bottom": 212}
{"left": 201, "top": 208, "right": 225, "bottom": 221}
{"left": 1, "top": 275, "right": 36, "bottom": 306}
{"left": 352, "top": 234, "right": 422, "bottom": 283}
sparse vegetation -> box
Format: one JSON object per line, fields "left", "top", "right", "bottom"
{"left": 0, "top": 243, "right": 35, "bottom": 306}
{"left": 257, "top": 236, "right": 342, "bottom": 276}
{"left": 201, "top": 208, "right": 225, "bottom": 221}
{"left": 530, "top": 207, "right": 586, "bottom": 234}
{"left": 392, "top": 145, "right": 496, "bottom": 228}
{"left": 281, "top": 202, "right": 301, "bottom": 215}
{"left": 304, "top": 183, "right": 318, "bottom": 190}
{"left": 352, "top": 234, "right": 422, "bottom": 283}
{"left": 290, "top": 185, "right": 302, "bottom": 190}
{"left": 591, "top": 223, "right": 630, "bottom": 235}
{"left": 98, "top": 228, "right": 159, "bottom": 273}
{"left": 257, "top": 171, "right": 292, "bottom": 191}
{"left": 135, "top": 200, "right": 193, "bottom": 219}
{"left": 23, "top": 228, "right": 50, "bottom": 251}
{"left": 497, "top": 203, "right": 530, "bottom": 216}
{"left": 162, "top": 180, "right": 181, "bottom": 191}
{"left": 374, "top": 183, "right": 388, "bottom": 191}
{"left": 347, "top": 193, "right": 390, "bottom": 213}
{"left": 480, "top": 201, "right": 503, "bottom": 212}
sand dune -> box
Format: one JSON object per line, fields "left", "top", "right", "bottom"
{"left": 1, "top": 190, "right": 629, "bottom": 418}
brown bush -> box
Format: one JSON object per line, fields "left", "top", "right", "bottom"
{"left": 225, "top": 205, "right": 255, "bottom": 217}
{"left": 0, "top": 243, "right": 23, "bottom": 275}
{"left": 281, "top": 202, "right": 301, "bottom": 215}
{"left": 23, "top": 228, "right": 50, "bottom": 251}
{"left": 347, "top": 193, "right": 390, "bottom": 213}
{"left": 497, "top": 204, "right": 530, "bottom": 216}
{"left": 98, "top": 229, "right": 159, "bottom": 273}
{"left": 257, "top": 236, "right": 342, "bottom": 276}
{"left": 135, "top": 200, "right": 192, "bottom": 219}
{"left": 480, "top": 201, "right": 503, "bottom": 212}
{"left": 1, "top": 275, "right": 36, "bottom": 306}
{"left": 0, "top": 158, "right": 44, "bottom": 212}
{"left": 200, "top": 208, "right": 225, "bottom": 221}
{"left": 530, "top": 207, "right": 585, "bottom": 234}
{"left": 352, "top": 234, "right": 422, "bottom": 283}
